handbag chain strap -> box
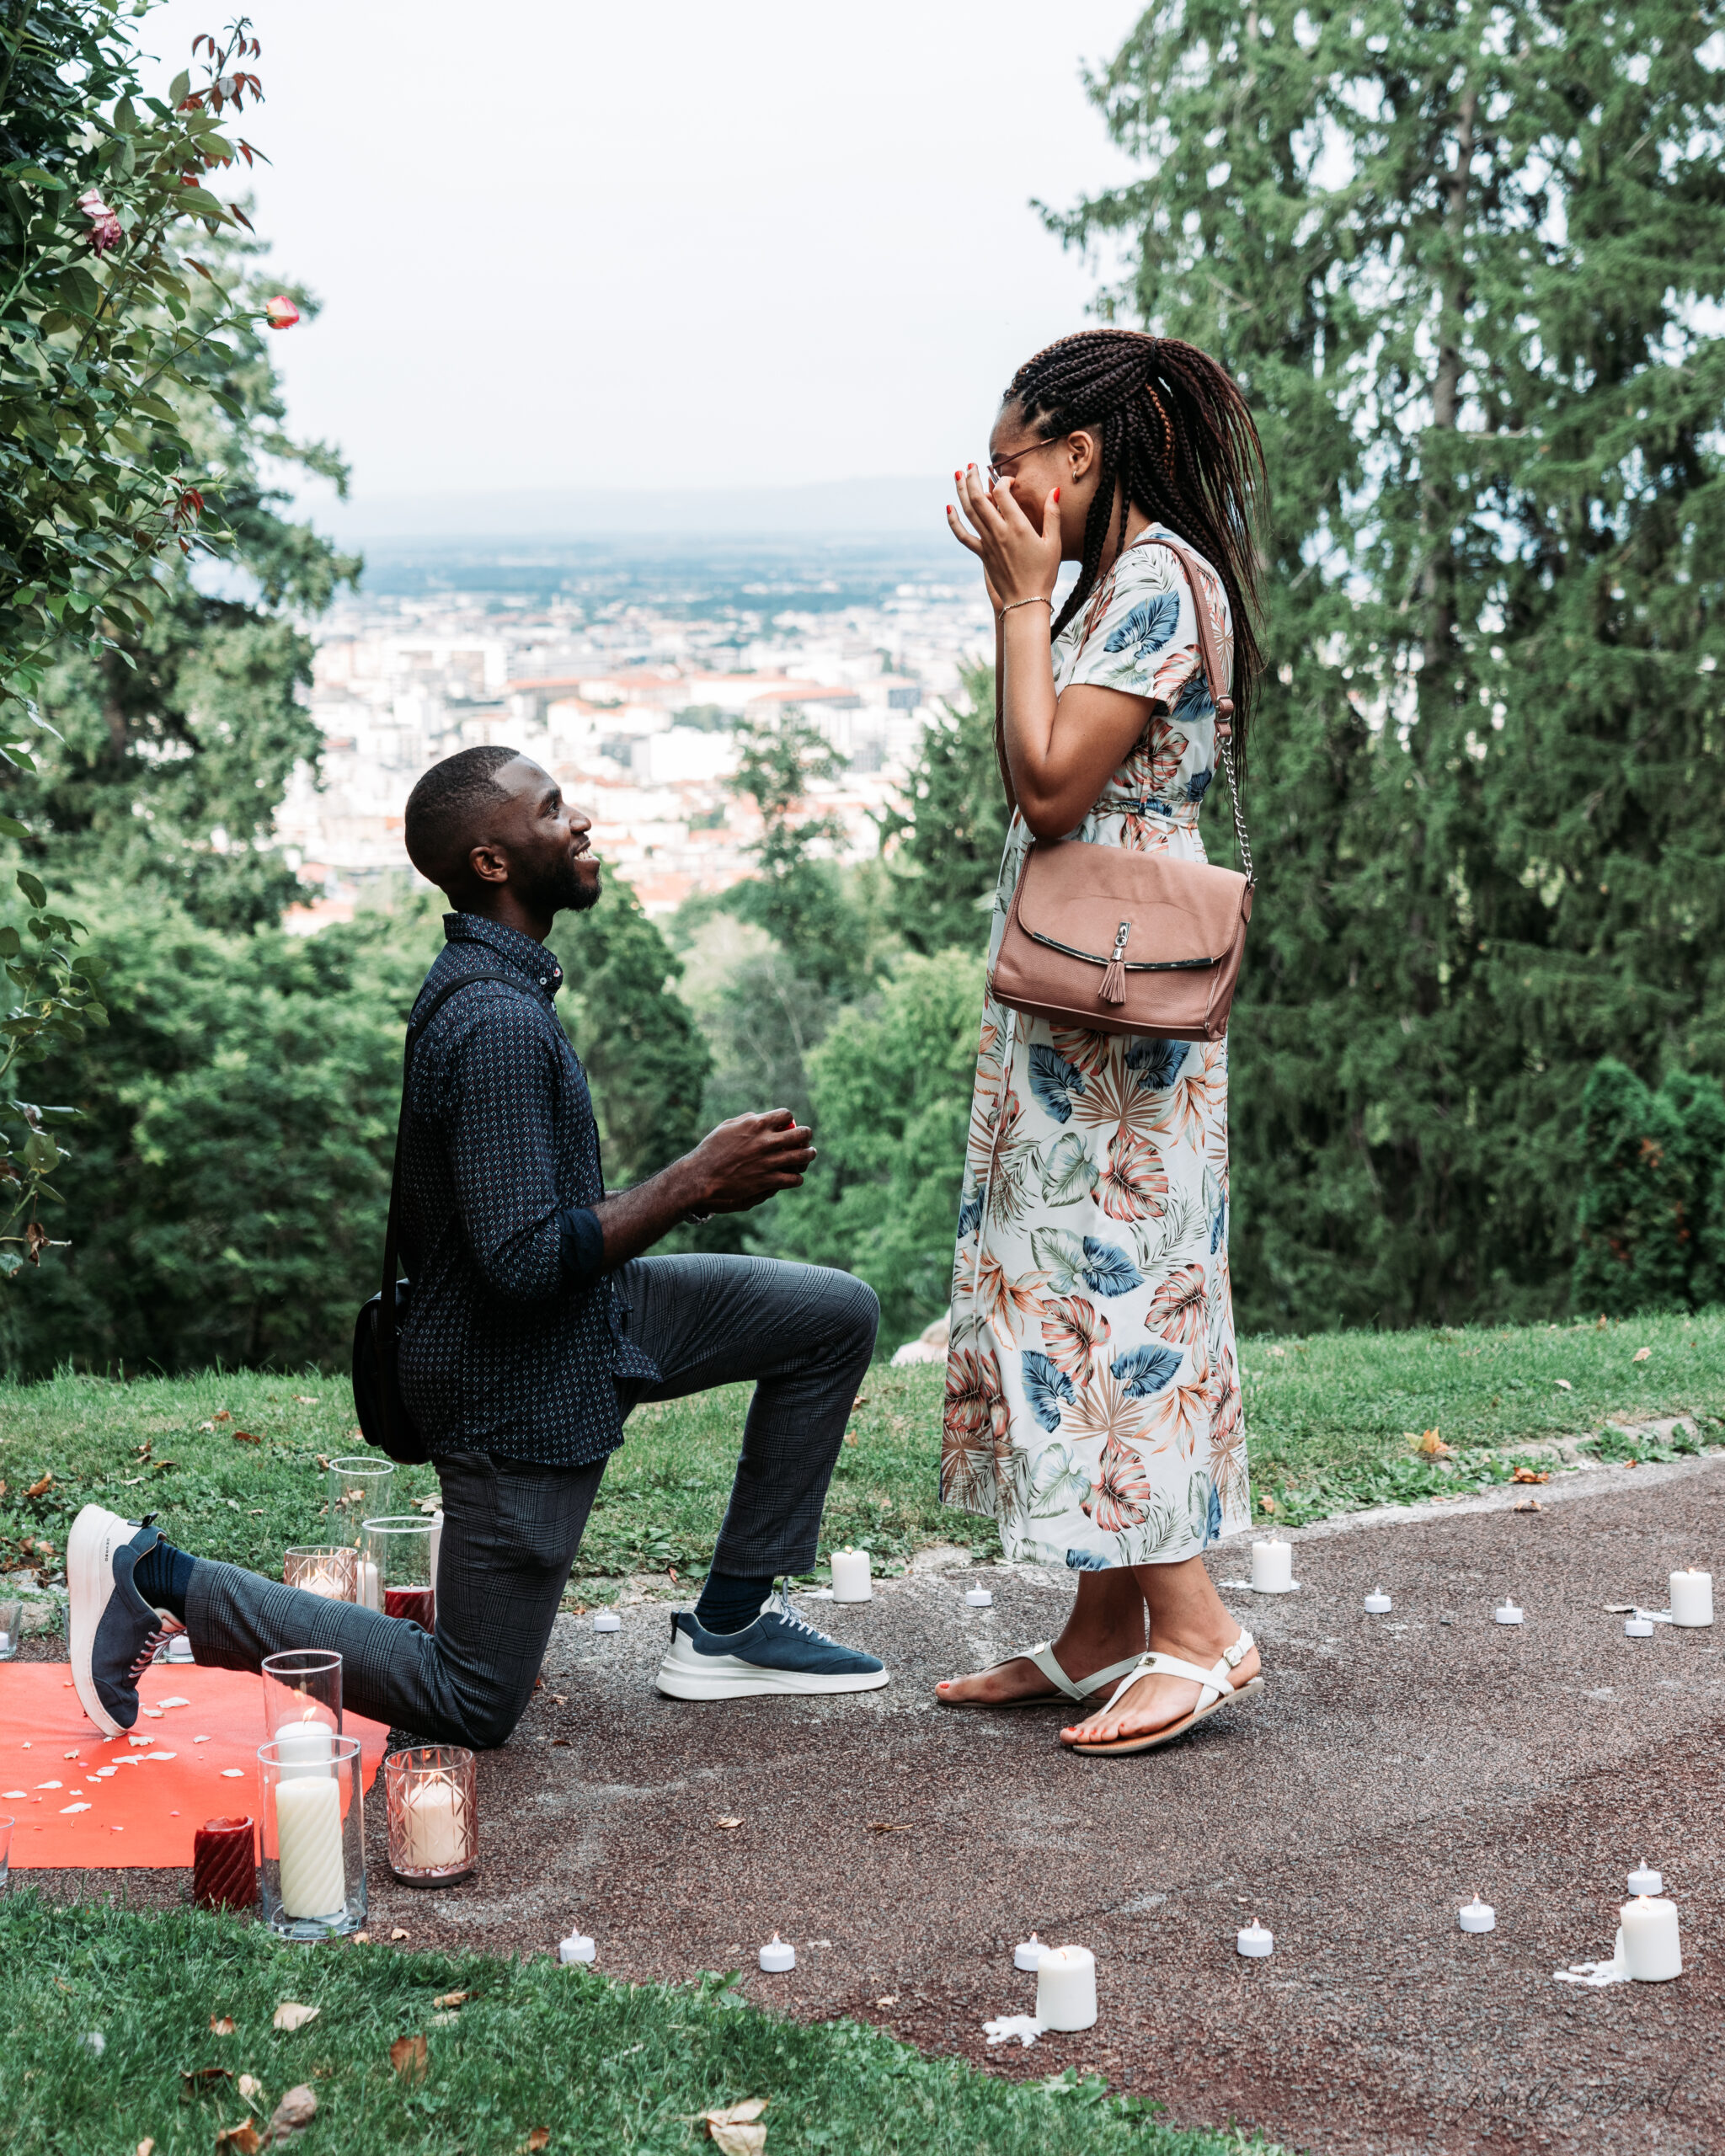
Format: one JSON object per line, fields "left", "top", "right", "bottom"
{"left": 1146, "top": 532, "right": 1255, "bottom": 889}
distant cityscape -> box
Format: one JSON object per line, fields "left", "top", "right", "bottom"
{"left": 275, "top": 536, "right": 995, "bottom": 930}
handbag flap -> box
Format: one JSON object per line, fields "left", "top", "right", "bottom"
{"left": 1015, "top": 839, "right": 1247, "bottom": 967}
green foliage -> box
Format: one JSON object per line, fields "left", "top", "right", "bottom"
{"left": 726, "top": 713, "right": 868, "bottom": 995}
{"left": 763, "top": 951, "right": 984, "bottom": 1340}
{"left": 1573, "top": 1059, "right": 1725, "bottom": 1316}
{"left": 1046, "top": 0, "right": 1725, "bottom": 1329}
{"left": 878, "top": 660, "right": 1010, "bottom": 955}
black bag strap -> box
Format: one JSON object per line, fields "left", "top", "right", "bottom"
{"left": 374, "top": 949, "right": 542, "bottom": 1457}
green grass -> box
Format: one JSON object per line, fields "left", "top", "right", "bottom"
{"left": 1, "top": 1311, "right": 1722, "bottom": 1613}
{"left": 0, "top": 1894, "right": 1262, "bottom": 2156}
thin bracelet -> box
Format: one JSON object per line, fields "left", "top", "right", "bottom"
{"left": 999, "top": 595, "right": 1053, "bottom": 618}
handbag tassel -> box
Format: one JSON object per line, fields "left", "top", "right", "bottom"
{"left": 1098, "top": 921, "right": 1130, "bottom": 1006}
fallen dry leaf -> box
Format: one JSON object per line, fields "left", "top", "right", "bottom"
{"left": 714, "top": 1816, "right": 745, "bottom": 1829}
{"left": 1258, "top": 1494, "right": 1278, "bottom": 1514}
{"left": 390, "top": 1926, "right": 409, "bottom": 1941}
{"left": 1415, "top": 1429, "right": 1451, "bottom": 1457}
{"left": 183, "top": 2067, "right": 233, "bottom": 2093}
{"left": 432, "top": 1989, "right": 470, "bottom": 2009}
{"left": 550, "top": 1694, "right": 568, "bottom": 1706}
{"left": 137, "top": 2142, "right": 155, "bottom": 2156}
{"left": 414, "top": 1494, "right": 441, "bottom": 1513}
{"left": 315, "top": 1454, "right": 332, "bottom": 1470}
{"left": 388, "top": 2034, "right": 427, "bottom": 2083}
{"left": 521, "top": 2132, "right": 551, "bottom": 2154}
{"left": 350, "top": 1931, "right": 371, "bottom": 1945}
{"left": 294, "top": 1396, "right": 319, "bottom": 1405}
{"left": 1511, "top": 1465, "right": 1550, "bottom": 1484}
{"left": 270, "top": 2003, "right": 318, "bottom": 2033}
{"left": 875, "top": 1994, "right": 900, "bottom": 2008}
{"left": 214, "top": 2124, "right": 260, "bottom": 2155}
{"left": 232, "top": 1430, "right": 261, "bottom": 1446}
{"left": 1513, "top": 1497, "right": 1543, "bottom": 1513}
{"left": 24, "top": 1471, "right": 53, "bottom": 1497}
{"left": 1633, "top": 1347, "right": 1652, "bottom": 1363}
{"left": 868, "top": 1821, "right": 911, "bottom": 1833}
{"left": 1554, "top": 1377, "right": 1573, "bottom": 1391}
{"left": 212, "top": 1409, "right": 232, "bottom": 1422}
{"left": 238, "top": 2075, "right": 262, "bottom": 2100}
{"left": 210, "top": 2015, "right": 236, "bottom": 2035}
{"left": 843, "top": 1431, "right": 858, "bottom": 1446}
{"left": 263, "top": 2085, "right": 317, "bottom": 2143}
{"left": 702, "top": 2098, "right": 768, "bottom": 2155}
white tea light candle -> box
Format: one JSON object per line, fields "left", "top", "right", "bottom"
{"left": 1013, "top": 1931, "right": 1044, "bottom": 1972}
{"left": 1364, "top": 1588, "right": 1392, "bottom": 1614}
{"left": 1251, "top": 1540, "right": 1293, "bottom": 1593}
{"left": 1236, "top": 1919, "right": 1274, "bottom": 1959}
{"left": 1669, "top": 1569, "right": 1713, "bottom": 1628}
{"left": 592, "top": 1612, "right": 621, "bottom": 1633}
{"left": 1625, "top": 1614, "right": 1655, "bottom": 1637}
{"left": 758, "top": 1934, "right": 795, "bottom": 1972}
{"left": 965, "top": 1587, "right": 993, "bottom": 1609}
{"left": 558, "top": 1929, "right": 595, "bottom": 1965}
{"left": 1494, "top": 1598, "right": 1525, "bottom": 1625}
{"left": 1458, "top": 1896, "right": 1495, "bottom": 1934}
{"left": 1035, "top": 1944, "right": 1097, "bottom": 2030}
{"left": 274, "top": 1774, "right": 344, "bottom": 1919}
{"left": 1627, "top": 1861, "right": 1663, "bottom": 1896}
{"left": 830, "top": 1549, "right": 873, "bottom": 1602}
{"left": 1619, "top": 1895, "right": 1682, "bottom": 1981}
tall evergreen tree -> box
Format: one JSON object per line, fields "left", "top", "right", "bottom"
{"left": 879, "top": 662, "right": 1010, "bottom": 955}
{"left": 1052, "top": 0, "right": 1725, "bottom": 1326}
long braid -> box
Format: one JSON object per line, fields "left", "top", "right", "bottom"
{"left": 1000, "top": 329, "right": 1267, "bottom": 778}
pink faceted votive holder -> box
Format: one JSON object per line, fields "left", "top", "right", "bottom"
{"left": 384, "top": 1744, "right": 477, "bottom": 1886}
{"left": 282, "top": 1545, "right": 358, "bottom": 1602}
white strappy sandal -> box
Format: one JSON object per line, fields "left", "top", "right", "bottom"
{"left": 936, "top": 1640, "right": 1150, "bottom": 1710}
{"left": 1063, "top": 1629, "right": 1264, "bottom": 1755}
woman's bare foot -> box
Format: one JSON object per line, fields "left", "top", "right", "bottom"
{"left": 936, "top": 1569, "right": 1146, "bottom": 1707}
{"left": 1058, "top": 1629, "right": 1259, "bottom": 1747}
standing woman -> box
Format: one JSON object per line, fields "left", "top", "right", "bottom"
{"left": 937, "top": 329, "right": 1267, "bottom": 1756}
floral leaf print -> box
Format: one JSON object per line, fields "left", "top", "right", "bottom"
{"left": 1101, "top": 590, "right": 1180, "bottom": 661}
{"left": 1099, "top": 1132, "right": 1170, "bottom": 1222}
{"left": 1082, "top": 1427, "right": 1158, "bottom": 1534}
{"left": 1130, "top": 1192, "right": 1206, "bottom": 1276}
{"left": 1041, "top": 1294, "right": 1111, "bottom": 1386}
{"left": 1124, "top": 1037, "right": 1190, "bottom": 1093}
{"left": 1079, "top": 1235, "right": 1145, "bottom": 1297}
{"left": 1146, "top": 1262, "right": 1208, "bottom": 1347}
{"left": 1029, "top": 1225, "right": 1087, "bottom": 1293}
{"left": 1042, "top": 1131, "right": 1100, "bottom": 1206}
{"left": 1144, "top": 1352, "right": 1211, "bottom": 1459}
{"left": 1021, "top": 1349, "right": 1076, "bottom": 1433}
{"left": 1174, "top": 669, "right": 1215, "bottom": 724}
{"left": 1150, "top": 1048, "right": 1222, "bottom": 1148}
{"left": 1071, "top": 1059, "right": 1160, "bottom": 1148}
{"left": 956, "top": 1174, "right": 983, "bottom": 1240}
{"left": 983, "top": 1086, "right": 1036, "bottom": 1230}
{"left": 1049, "top": 1025, "right": 1114, "bottom": 1079}
{"left": 941, "top": 1343, "right": 1010, "bottom": 1510}
{"left": 1028, "top": 1044, "right": 1087, "bottom": 1124}
{"left": 1110, "top": 1342, "right": 1183, "bottom": 1398}
{"left": 977, "top": 1251, "right": 1049, "bottom": 1338}
{"left": 1186, "top": 767, "right": 1213, "bottom": 803}
{"left": 1065, "top": 1366, "right": 1159, "bottom": 1456}
{"left": 1026, "top": 1441, "right": 1092, "bottom": 1519}
{"left": 1203, "top": 1163, "right": 1227, "bottom": 1254}
{"left": 1188, "top": 1470, "right": 1225, "bottom": 1549}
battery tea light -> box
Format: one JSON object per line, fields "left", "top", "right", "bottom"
{"left": 1013, "top": 1932, "right": 1045, "bottom": 1972}
{"left": 593, "top": 1611, "right": 621, "bottom": 1633}
{"left": 758, "top": 1934, "right": 796, "bottom": 1972}
{"left": 1625, "top": 1612, "right": 1656, "bottom": 1638}
{"left": 965, "top": 1587, "right": 994, "bottom": 1609}
{"left": 558, "top": 1928, "right": 596, "bottom": 1964}
{"left": 1627, "top": 1860, "right": 1663, "bottom": 1895}
{"left": 1494, "top": 1598, "right": 1525, "bottom": 1625}
{"left": 1035, "top": 1945, "right": 1097, "bottom": 2029}
{"left": 1458, "top": 1894, "right": 1496, "bottom": 1934}
{"left": 1236, "top": 1918, "right": 1274, "bottom": 1958}
{"left": 1364, "top": 1588, "right": 1393, "bottom": 1614}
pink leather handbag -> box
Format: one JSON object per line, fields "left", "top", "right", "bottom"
{"left": 987, "top": 535, "right": 1254, "bottom": 1043}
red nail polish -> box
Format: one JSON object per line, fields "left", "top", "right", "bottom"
{"left": 1054, "top": 487, "right": 1060, "bottom": 502}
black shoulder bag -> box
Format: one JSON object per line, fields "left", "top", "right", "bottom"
{"left": 351, "top": 965, "right": 534, "bottom": 1465}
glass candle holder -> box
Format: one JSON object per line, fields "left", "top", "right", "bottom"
{"left": 0, "top": 1601, "right": 21, "bottom": 1661}
{"left": 261, "top": 1648, "right": 343, "bottom": 1760}
{"left": 363, "top": 1517, "right": 436, "bottom": 1630}
{"left": 385, "top": 1745, "right": 478, "bottom": 1886}
{"left": 283, "top": 1545, "right": 358, "bottom": 1603}
{"left": 0, "top": 1814, "right": 13, "bottom": 1892}
{"left": 328, "top": 1456, "right": 395, "bottom": 1598}
{"left": 259, "top": 1735, "right": 366, "bottom": 1940}
{"left": 193, "top": 1816, "right": 257, "bottom": 1910}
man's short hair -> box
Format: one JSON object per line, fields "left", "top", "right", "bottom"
{"left": 404, "top": 745, "right": 523, "bottom": 886}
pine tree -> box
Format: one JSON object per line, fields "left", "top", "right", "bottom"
{"left": 879, "top": 663, "right": 1010, "bottom": 955}
{"left": 1053, "top": 0, "right": 1725, "bottom": 1326}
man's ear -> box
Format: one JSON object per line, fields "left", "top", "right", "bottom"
{"left": 467, "top": 840, "right": 510, "bottom": 887}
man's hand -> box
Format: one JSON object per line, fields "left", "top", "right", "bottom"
{"left": 687, "top": 1109, "right": 816, "bottom": 1214}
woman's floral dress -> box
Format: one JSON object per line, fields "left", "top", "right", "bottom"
{"left": 942, "top": 526, "right": 1248, "bottom": 1572}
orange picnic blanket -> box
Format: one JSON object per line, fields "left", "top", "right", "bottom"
{"left": 0, "top": 1663, "right": 390, "bottom": 1867}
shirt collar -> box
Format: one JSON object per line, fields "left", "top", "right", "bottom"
{"left": 443, "top": 912, "right": 565, "bottom": 996}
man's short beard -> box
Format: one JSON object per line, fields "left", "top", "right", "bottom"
{"left": 558, "top": 860, "right": 601, "bottom": 913}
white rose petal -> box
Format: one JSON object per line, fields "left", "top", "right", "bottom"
{"left": 60, "top": 1802, "right": 91, "bottom": 1814}
{"left": 194, "top": 1736, "right": 211, "bottom": 1744}
{"left": 220, "top": 1768, "right": 244, "bottom": 1779}
{"left": 2, "top": 1790, "right": 24, "bottom": 1799}
{"left": 35, "top": 1780, "right": 62, "bottom": 1790}
{"left": 158, "top": 1696, "right": 191, "bottom": 1709}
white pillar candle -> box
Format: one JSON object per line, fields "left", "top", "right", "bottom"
{"left": 1458, "top": 1897, "right": 1495, "bottom": 1933}
{"left": 1013, "top": 1932, "right": 1044, "bottom": 1972}
{"left": 1251, "top": 1540, "right": 1292, "bottom": 1593}
{"left": 593, "top": 1611, "right": 621, "bottom": 1633}
{"left": 1627, "top": 1862, "right": 1663, "bottom": 1896}
{"left": 356, "top": 1561, "right": 382, "bottom": 1613}
{"left": 1669, "top": 1569, "right": 1713, "bottom": 1627}
{"left": 1035, "top": 1944, "right": 1097, "bottom": 2028}
{"left": 1364, "top": 1588, "right": 1392, "bottom": 1614}
{"left": 275, "top": 1774, "right": 344, "bottom": 1919}
{"left": 0, "top": 1631, "right": 11, "bottom": 1655}
{"left": 429, "top": 1511, "right": 443, "bottom": 1601}
{"left": 1494, "top": 1598, "right": 1525, "bottom": 1625}
{"left": 558, "top": 1929, "right": 595, "bottom": 1965}
{"left": 273, "top": 1722, "right": 334, "bottom": 1780}
{"left": 1625, "top": 1614, "right": 1654, "bottom": 1637}
{"left": 830, "top": 1549, "right": 873, "bottom": 1602}
{"left": 1619, "top": 1895, "right": 1682, "bottom": 1981}
{"left": 400, "top": 1777, "right": 465, "bottom": 1870}
{"left": 965, "top": 1587, "right": 993, "bottom": 1609}
{"left": 1236, "top": 1919, "right": 1274, "bottom": 1959}
{"left": 758, "top": 1934, "right": 795, "bottom": 1972}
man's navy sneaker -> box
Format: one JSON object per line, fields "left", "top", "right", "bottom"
{"left": 654, "top": 1582, "right": 889, "bottom": 1700}
{"left": 68, "top": 1504, "right": 176, "bottom": 1736}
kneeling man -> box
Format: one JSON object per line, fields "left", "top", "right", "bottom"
{"left": 69, "top": 747, "right": 884, "bottom": 1743}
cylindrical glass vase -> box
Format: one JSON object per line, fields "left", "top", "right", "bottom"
{"left": 363, "top": 1517, "right": 436, "bottom": 1630}
{"left": 261, "top": 1648, "right": 343, "bottom": 1758}
{"left": 258, "top": 1735, "right": 366, "bottom": 1940}
{"left": 328, "top": 1456, "right": 395, "bottom": 1606}
{"left": 283, "top": 1545, "right": 357, "bottom": 1603}
{"left": 385, "top": 1744, "right": 477, "bottom": 1886}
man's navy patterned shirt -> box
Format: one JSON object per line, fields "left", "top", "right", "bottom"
{"left": 395, "top": 912, "right": 658, "bottom": 1466}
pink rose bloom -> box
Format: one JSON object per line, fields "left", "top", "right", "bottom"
{"left": 77, "top": 188, "right": 123, "bottom": 253}
{"left": 264, "top": 294, "right": 300, "bottom": 330}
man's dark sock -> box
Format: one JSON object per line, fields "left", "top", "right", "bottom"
{"left": 694, "top": 1571, "right": 776, "bottom": 1635}
{"left": 131, "top": 1535, "right": 195, "bottom": 1622}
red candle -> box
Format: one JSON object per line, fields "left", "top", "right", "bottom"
{"left": 192, "top": 1816, "right": 257, "bottom": 1911}
{"left": 384, "top": 1586, "right": 435, "bottom": 1630}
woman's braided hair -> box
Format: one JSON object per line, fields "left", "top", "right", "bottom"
{"left": 1001, "top": 328, "right": 1268, "bottom": 774}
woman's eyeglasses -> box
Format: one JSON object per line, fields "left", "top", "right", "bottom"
{"left": 986, "top": 435, "right": 1066, "bottom": 483}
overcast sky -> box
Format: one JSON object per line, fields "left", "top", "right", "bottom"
{"left": 139, "top": 0, "right": 1144, "bottom": 510}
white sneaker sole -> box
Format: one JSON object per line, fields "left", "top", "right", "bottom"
{"left": 654, "top": 1655, "right": 890, "bottom": 1701}
{"left": 68, "top": 1504, "right": 131, "bottom": 1737}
